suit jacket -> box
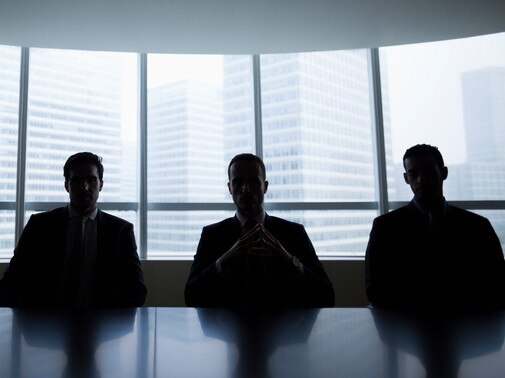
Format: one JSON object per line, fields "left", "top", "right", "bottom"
{"left": 365, "top": 201, "right": 505, "bottom": 310}
{"left": 185, "top": 214, "right": 335, "bottom": 308}
{"left": 0, "top": 207, "right": 146, "bottom": 307}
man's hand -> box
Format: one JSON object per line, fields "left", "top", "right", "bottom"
{"left": 218, "top": 224, "right": 294, "bottom": 272}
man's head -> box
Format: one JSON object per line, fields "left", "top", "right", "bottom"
{"left": 64, "top": 152, "right": 104, "bottom": 215}
{"left": 402, "top": 144, "right": 448, "bottom": 205}
{"left": 227, "top": 153, "right": 268, "bottom": 218}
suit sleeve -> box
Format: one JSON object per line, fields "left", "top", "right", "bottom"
{"left": 0, "top": 216, "right": 39, "bottom": 307}
{"left": 476, "top": 218, "right": 505, "bottom": 309}
{"left": 185, "top": 226, "right": 225, "bottom": 307}
{"left": 365, "top": 217, "right": 394, "bottom": 308}
{"left": 117, "top": 222, "right": 147, "bottom": 307}
{"left": 289, "top": 225, "right": 335, "bottom": 307}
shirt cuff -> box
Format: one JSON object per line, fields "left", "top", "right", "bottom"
{"left": 215, "top": 258, "right": 222, "bottom": 274}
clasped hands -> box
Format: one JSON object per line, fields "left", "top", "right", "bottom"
{"left": 218, "top": 223, "right": 293, "bottom": 272}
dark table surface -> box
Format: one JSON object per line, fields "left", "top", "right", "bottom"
{"left": 1, "top": 307, "right": 504, "bottom": 378}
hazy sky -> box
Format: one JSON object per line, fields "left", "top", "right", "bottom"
{"left": 384, "top": 32, "right": 505, "bottom": 164}
{"left": 118, "top": 32, "right": 505, "bottom": 163}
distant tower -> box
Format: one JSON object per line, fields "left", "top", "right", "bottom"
{"left": 462, "top": 67, "right": 505, "bottom": 162}
{"left": 148, "top": 80, "right": 225, "bottom": 253}
{"left": 224, "top": 52, "right": 394, "bottom": 254}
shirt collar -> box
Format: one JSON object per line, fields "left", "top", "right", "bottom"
{"left": 412, "top": 197, "right": 448, "bottom": 216}
{"left": 236, "top": 209, "right": 266, "bottom": 227}
{"left": 68, "top": 204, "right": 98, "bottom": 221}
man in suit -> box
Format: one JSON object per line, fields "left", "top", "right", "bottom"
{"left": 0, "top": 152, "right": 146, "bottom": 307}
{"left": 185, "top": 153, "right": 335, "bottom": 308}
{"left": 365, "top": 144, "right": 505, "bottom": 310}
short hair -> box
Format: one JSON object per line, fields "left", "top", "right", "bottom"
{"left": 227, "top": 153, "right": 266, "bottom": 180}
{"left": 63, "top": 152, "right": 104, "bottom": 182}
{"left": 402, "top": 144, "right": 445, "bottom": 171}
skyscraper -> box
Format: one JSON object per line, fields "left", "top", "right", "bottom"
{"left": 224, "top": 51, "right": 393, "bottom": 255}
{"left": 148, "top": 80, "right": 227, "bottom": 254}
{"left": 0, "top": 47, "right": 128, "bottom": 257}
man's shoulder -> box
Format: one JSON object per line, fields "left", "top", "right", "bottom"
{"left": 29, "top": 206, "right": 67, "bottom": 221}
{"left": 98, "top": 210, "right": 132, "bottom": 227}
{"left": 266, "top": 214, "right": 304, "bottom": 230}
{"left": 203, "top": 217, "right": 237, "bottom": 231}
{"left": 447, "top": 204, "right": 490, "bottom": 225}
{"left": 374, "top": 205, "right": 412, "bottom": 223}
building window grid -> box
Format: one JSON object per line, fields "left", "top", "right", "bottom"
{"left": 1, "top": 47, "right": 504, "bottom": 260}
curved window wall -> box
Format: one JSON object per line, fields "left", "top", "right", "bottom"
{"left": 0, "top": 32, "right": 504, "bottom": 259}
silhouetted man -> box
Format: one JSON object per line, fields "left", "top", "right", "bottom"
{"left": 0, "top": 152, "right": 146, "bottom": 307}
{"left": 365, "top": 144, "right": 505, "bottom": 310}
{"left": 185, "top": 153, "right": 334, "bottom": 308}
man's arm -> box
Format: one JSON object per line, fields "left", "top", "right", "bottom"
{"left": 185, "top": 226, "right": 227, "bottom": 307}
{"left": 117, "top": 222, "right": 147, "bottom": 307}
{"left": 286, "top": 224, "right": 335, "bottom": 307}
{"left": 365, "top": 217, "right": 392, "bottom": 308}
{"left": 475, "top": 218, "right": 505, "bottom": 309}
{"left": 0, "top": 215, "right": 41, "bottom": 307}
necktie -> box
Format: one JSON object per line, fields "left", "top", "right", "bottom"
{"left": 73, "top": 216, "right": 87, "bottom": 257}
{"left": 242, "top": 218, "right": 267, "bottom": 306}
{"left": 61, "top": 216, "right": 87, "bottom": 306}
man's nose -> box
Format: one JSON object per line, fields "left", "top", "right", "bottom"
{"left": 242, "top": 182, "right": 252, "bottom": 192}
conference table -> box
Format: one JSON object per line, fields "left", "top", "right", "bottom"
{"left": 1, "top": 307, "right": 504, "bottom": 378}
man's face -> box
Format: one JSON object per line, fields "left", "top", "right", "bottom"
{"left": 228, "top": 160, "right": 268, "bottom": 218}
{"left": 65, "top": 164, "right": 103, "bottom": 215}
{"left": 403, "top": 155, "right": 447, "bottom": 204}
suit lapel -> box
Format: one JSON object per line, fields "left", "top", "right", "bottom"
{"left": 231, "top": 215, "right": 243, "bottom": 237}
{"left": 54, "top": 207, "right": 69, "bottom": 264}
{"left": 96, "top": 209, "right": 107, "bottom": 264}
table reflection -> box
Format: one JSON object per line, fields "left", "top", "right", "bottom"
{"left": 197, "top": 308, "right": 320, "bottom": 378}
{"left": 2, "top": 307, "right": 505, "bottom": 378}
{"left": 11, "top": 308, "right": 138, "bottom": 378}
{"left": 371, "top": 308, "right": 505, "bottom": 378}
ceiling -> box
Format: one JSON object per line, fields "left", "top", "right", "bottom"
{"left": 0, "top": 0, "right": 504, "bottom": 54}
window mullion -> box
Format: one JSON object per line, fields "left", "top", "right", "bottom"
{"left": 14, "top": 47, "right": 29, "bottom": 244}
{"left": 138, "top": 53, "right": 148, "bottom": 259}
{"left": 368, "top": 48, "right": 389, "bottom": 215}
{"left": 252, "top": 55, "right": 263, "bottom": 159}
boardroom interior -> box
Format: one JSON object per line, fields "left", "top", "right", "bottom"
{"left": 0, "top": 0, "right": 504, "bottom": 307}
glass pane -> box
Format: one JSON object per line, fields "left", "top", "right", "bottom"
{"left": 0, "top": 211, "right": 15, "bottom": 259}
{"left": 147, "top": 54, "right": 254, "bottom": 204}
{"left": 25, "top": 48, "right": 138, "bottom": 203}
{"left": 0, "top": 45, "right": 20, "bottom": 202}
{"left": 269, "top": 210, "right": 377, "bottom": 257}
{"left": 382, "top": 32, "right": 505, "bottom": 201}
{"left": 260, "top": 50, "right": 378, "bottom": 202}
{"left": 147, "top": 54, "right": 253, "bottom": 257}
{"left": 147, "top": 211, "right": 234, "bottom": 258}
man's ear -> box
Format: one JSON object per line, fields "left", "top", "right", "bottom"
{"left": 64, "top": 181, "right": 69, "bottom": 193}
{"left": 264, "top": 180, "right": 269, "bottom": 194}
{"left": 442, "top": 166, "right": 448, "bottom": 180}
{"left": 99, "top": 180, "right": 104, "bottom": 192}
{"left": 403, "top": 173, "right": 409, "bottom": 185}
{"left": 227, "top": 182, "right": 232, "bottom": 195}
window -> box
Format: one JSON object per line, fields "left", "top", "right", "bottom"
{"left": 381, "top": 33, "right": 505, "bottom": 202}
{"left": 0, "top": 45, "right": 20, "bottom": 258}
{"left": 0, "top": 32, "right": 504, "bottom": 259}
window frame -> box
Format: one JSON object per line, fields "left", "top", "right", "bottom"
{"left": 2, "top": 47, "right": 505, "bottom": 260}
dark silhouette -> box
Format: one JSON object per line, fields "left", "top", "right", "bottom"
{"left": 197, "top": 308, "right": 320, "bottom": 378}
{"left": 0, "top": 152, "right": 146, "bottom": 307}
{"left": 185, "top": 153, "right": 334, "bottom": 308}
{"left": 371, "top": 308, "right": 505, "bottom": 378}
{"left": 11, "top": 308, "right": 138, "bottom": 378}
{"left": 365, "top": 144, "right": 505, "bottom": 310}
